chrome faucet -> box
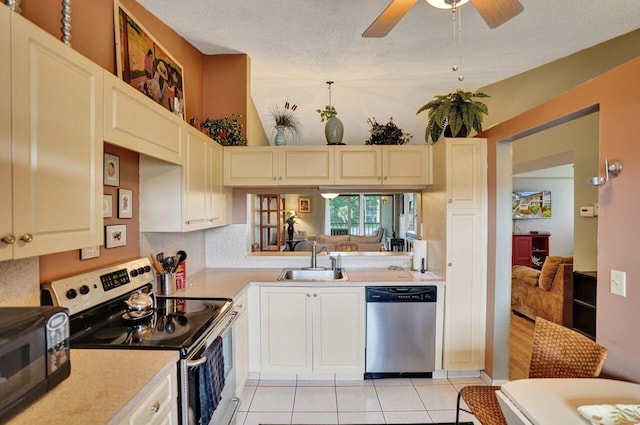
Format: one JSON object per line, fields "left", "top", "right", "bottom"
{"left": 310, "top": 241, "right": 330, "bottom": 269}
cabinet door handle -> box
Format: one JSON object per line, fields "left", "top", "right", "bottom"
{"left": 447, "top": 199, "right": 453, "bottom": 203}
{"left": 306, "top": 293, "right": 311, "bottom": 297}
{"left": 278, "top": 176, "right": 282, "bottom": 180}
{"left": 383, "top": 176, "right": 388, "bottom": 181}
{"left": 448, "top": 262, "right": 453, "bottom": 267}
{"left": 20, "top": 233, "right": 33, "bottom": 243}
{"left": 272, "top": 177, "right": 276, "bottom": 181}
{"left": 1, "top": 234, "right": 15, "bottom": 244}
{"left": 150, "top": 401, "right": 160, "bottom": 413}
{"left": 313, "top": 293, "right": 318, "bottom": 297}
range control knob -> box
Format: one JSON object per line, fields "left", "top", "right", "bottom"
{"left": 130, "top": 269, "right": 139, "bottom": 277}
{"left": 66, "top": 289, "right": 78, "bottom": 299}
{"left": 137, "top": 267, "right": 145, "bottom": 275}
{"left": 143, "top": 265, "right": 151, "bottom": 273}
{"left": 79, "top": 285, "right": 90, "bottom": 295}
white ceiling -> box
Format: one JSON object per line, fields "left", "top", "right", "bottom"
{"left": 136, "top": 0, "right": 640, "bottom": 145}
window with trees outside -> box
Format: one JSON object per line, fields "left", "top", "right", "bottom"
{"left": 329, "top": 194, "right": 383, "bottom": 236}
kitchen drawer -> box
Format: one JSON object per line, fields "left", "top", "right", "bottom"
{"left": 124, "top": 369, "right": 177, "bottom": 425}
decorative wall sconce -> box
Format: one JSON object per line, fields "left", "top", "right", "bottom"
{"left": 589, "top": 158, "right": 623, "bottom": 186}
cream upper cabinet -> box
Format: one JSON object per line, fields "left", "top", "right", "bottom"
{"left": 260, "top": 286, "right": 365, "bottom": 377}
{"left": 2, "top": 11, "right": 103, "bottom": 260}
{"left": 224, "top": 146, "right": 278, "bottom": 186}
{"left": 140, "top": 125, "right": 229, "bottom": 232}
{"left": 104, "top": 71, "right": 183, "bottom": 165}
{"left": 0, "top": 6, "right": 12, "bottom": 261}
{"left": 278, "top": 146, "right": 334, "bottom": 185}
{"left": 223, "top": 146, "right": 334, "bottom": 186}
{"left": 445, "top": 138, "right": 485, "bottom": 208}
{"left": 335, "top": 145, "right": 430, "bottom": 186}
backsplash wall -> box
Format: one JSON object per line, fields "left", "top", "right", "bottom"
{"left": 0, "top": 257, "right": 40, "bottom": 306}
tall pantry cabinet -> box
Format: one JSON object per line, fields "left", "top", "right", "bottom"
{"left": 423, "top": 138, "right": 487, "bottom": 371}
{"left": 1, "top": 8, "right": 103, "bottom": 261}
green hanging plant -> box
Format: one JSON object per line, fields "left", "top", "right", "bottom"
{"left": 416, "top": 89, "right": 489, "bottom": 143}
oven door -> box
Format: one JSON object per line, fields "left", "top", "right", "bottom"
{"left": 181, "top": 310, "right": 241, "bottom": 425}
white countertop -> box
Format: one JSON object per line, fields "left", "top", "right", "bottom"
{"left": 7, "top": 349, "right": 178, "bottom": 425}
{"left": 499, "top": 378, "right": 640, "bottom": 425}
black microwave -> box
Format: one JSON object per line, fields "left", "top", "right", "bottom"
{"left": 0, "top": 306, "right": 71, "bottom": 421}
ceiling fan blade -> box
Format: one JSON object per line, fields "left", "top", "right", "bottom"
{"left": 362, "top": 0, "right": 418, "bottom": 38}
{"left": 470, "top": 0, "right": 524, "bottom": 29}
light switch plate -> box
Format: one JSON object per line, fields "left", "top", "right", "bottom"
{"left": 610, "top": 269, "right": 626, "bottom": 297}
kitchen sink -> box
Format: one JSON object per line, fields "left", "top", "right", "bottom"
{"left": 277, "top": 268, "right": 348, "bottom": 281}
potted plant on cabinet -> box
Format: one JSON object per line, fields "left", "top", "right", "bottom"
{"left": 364, "top": 117, "right": 412, "bottom": 145}
{"left": 201, "top": 114, "right": 247, "bottom": 146}
{"left": 270, "top": 99, "right": 300, "bottom": 146}
{"left": 416, "top": 89, "right": 489, "bottom": 143}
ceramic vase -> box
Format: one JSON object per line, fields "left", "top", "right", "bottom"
{"left": 274, "top": 125, "right": 286, "bottom": 146}
{"left": 324, "top": 116, "right": 344, "bottom": 145}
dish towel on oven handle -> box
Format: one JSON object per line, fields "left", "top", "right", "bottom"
{"left": 199, "top": 336, "right": 225, "bottom": 425}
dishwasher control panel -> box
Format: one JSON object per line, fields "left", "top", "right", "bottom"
{"left": 366, "top": 286, "right": 437, "bottom": 302}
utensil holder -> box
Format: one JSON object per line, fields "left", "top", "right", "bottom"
{"left": 157, "top": 272, "right": 176, "bottom": 296}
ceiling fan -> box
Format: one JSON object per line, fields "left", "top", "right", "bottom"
{"left": 362, "top": 0, "right": 524, "bottom": 37}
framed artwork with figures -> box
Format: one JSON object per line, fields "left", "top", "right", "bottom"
{"left": 114, "top": 1, "right": 185, "bottom": 118}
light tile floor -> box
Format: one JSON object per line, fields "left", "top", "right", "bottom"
{"left": 236, "top": 377, "right": 483, "bottom": 425}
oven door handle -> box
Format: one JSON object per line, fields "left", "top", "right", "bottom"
{"left": 219, "top": 310, "right": 239, "bottom": 338}
{"left": 185, "top": 310, "right": 240, "bottom": 368}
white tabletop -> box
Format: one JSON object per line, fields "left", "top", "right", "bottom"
{"left": 499, "top": 378, "right": 640, "bottom": 425}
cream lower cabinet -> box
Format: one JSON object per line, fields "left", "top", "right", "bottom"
{"left": 335, "top": 145, "right": 430, "bottom": 186}
{"left": 119, "top": 367, "right": 178, "bottom": 425}
{"left": 140, "top": 126, "right": 230, "bottom": 232}
{"left": 260, "top": 286, "right": 365, "bottom": 377}
{"left": 224, "top": 146, "right": 334, "bottom": 186}
{"left": 233, "top": 292, "right": 249, "bottom": 396}
{"left": 104, "top": 71, "right": 183, "bottom": 165}
{"left": 1, "top": 10, "right": 103, "bottom": 260}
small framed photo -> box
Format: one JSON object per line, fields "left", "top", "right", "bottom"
{"left": 104, "top": 153, "right": 120, "bottom": 187}
{"left": 105, "top": 224, "right": 127, "bottom": 248}
{"left": 299, "top": 197, "right": 311, "bottom": 213}
{"left": 118, "top": 188, "right": 133, "bottom": 219}
{"left": 103, "top": 195, "right": 113, "bottom": 218}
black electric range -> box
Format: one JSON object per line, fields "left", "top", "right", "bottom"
{"left": 41, "top": 258, "right": 233, "bottom": 357}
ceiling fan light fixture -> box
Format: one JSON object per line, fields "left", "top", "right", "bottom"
{"left": 425, "top": 0, "right": 470, "bottom": 9}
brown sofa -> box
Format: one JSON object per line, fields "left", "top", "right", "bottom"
{"left": 511, "top": 256, "right": 573, "bottom": 326}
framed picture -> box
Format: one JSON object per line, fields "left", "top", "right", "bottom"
{"left": 105, "top": 224, "right": 127, "bottom": 249}
{"left": 118, "top": 189, "right": 133, "bottom": 219}
{"left": 103, "top": 195, "right": 113, "bottom": 218}
{"left": 104, "top": 153, "right": 120, "bottom": 187}
{"left": 299, "top": 197, "right": 311, "bottom": 213}
{"left": 114, "top": 2, "right": 185, "bottom": 118}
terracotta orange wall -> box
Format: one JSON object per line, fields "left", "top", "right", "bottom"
{"left": 39, "top": 144, "right": 140, "bottom": 282}
{"left": 202, "top": 55, "right": 250, "bottom": 135}
{"left": 481, "top": 56, "right": 640, "bottom": 382}
{"left": 20, "top": 0, "right": 204, "bottom": 120}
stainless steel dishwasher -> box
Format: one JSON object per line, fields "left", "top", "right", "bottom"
{"left": 365, "top": 286, "right": 437, "bottom": 378}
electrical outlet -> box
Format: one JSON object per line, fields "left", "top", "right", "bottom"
{"left": 610, "top": 269, "right": 626, "bottom": 297}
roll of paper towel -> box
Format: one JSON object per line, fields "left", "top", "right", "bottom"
{"left": 412, "top": 239, "right": 427, "bottom": 271}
